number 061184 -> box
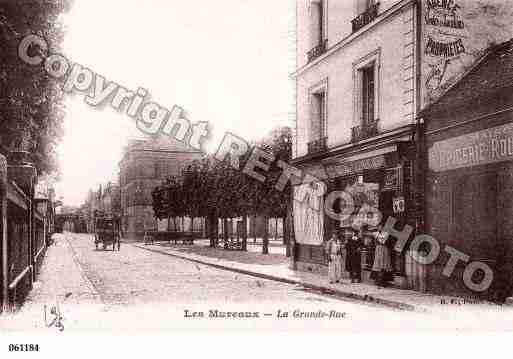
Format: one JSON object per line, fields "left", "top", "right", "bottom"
{"left": 8, "top": 344, "right": 39, "bottom": 352}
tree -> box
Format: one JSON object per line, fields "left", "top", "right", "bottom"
{"left": 150, "top": 126, "right": 293, "bottom": 254}
{"left": 0, "top": 0, "right": 73, "bottom": 175}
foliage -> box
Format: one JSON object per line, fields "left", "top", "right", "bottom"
{"left": 151, "top": 126, "right": 293, "bottom": 228}
{"left": 0, "top": 0, "right": 73, "bottom": 175}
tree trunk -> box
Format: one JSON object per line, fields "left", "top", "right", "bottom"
{"left": 208, "top": 216, "right": 215, "bottom": 247}
{"left": 242, "top": 215, "right": 248, "bottom": 251}
{"left": 223, "top": 218, "right": 229, "bottom": 249}
{"left": 262, "top": 215, "right": 269, "bottom": 255}
{"left": 253, "top": 214, "right": 257, "bottom": 244}
{"left": 181, "top": 217, "right": 185, "bottom": 233}
{"left": 284, "top": 215, "right": 291, "bottom": 257}
{"left": 282, "top": 217, "right": 287, "bottom": 245}
{"left": 167, "top": 216, "right": 171, "bottom": 232}
{"left": 275, "top": 217, "right": 278, "bottom": 241}
{"left": 214, "top": 216, "right": 219, "bottom": 247}
{"left": 236, "top": 218, "right": 240, "bottom": 242}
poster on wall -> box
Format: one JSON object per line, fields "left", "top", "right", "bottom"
{"left": 421, "top": 0, "right": 513, "bottom": 106}
{"left": 341, "top": 181, "right": 380, "bottom": 228}
{"left": 293, "top": 182, "right": 324, "bottom": 245}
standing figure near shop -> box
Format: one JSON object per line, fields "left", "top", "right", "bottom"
{"left": 345, "top": 228, "right": 363, "bottom": 283}
{"left": 373, "top": 224, "right": 393, "bottom": 287}
{"left": 325, "top": 232, "right": 343, "bottom": 284}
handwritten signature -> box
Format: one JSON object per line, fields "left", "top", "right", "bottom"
{"left": 44, "top": 304, "right": 65, "bottom": 331}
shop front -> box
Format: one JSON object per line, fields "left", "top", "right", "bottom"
{"left": 422, "top": 39, "right": 513, "bottom": 300}
{"left": 292, "top": 134, "right": 419, "bottom": 287}
{"left": 426, "top": 116, "right": 513, "bottom": 298}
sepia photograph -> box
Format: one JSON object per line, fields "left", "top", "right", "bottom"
{"left": 1, "top": 0, "right": 513, "bottom": 355}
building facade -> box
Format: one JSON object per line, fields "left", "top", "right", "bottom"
{"left": 292, "top": 0, "right": 513, "bottom": 293}
{"left": 423, "top": 40, "right": 513, "bottom": 299}
{"left": 119, "top": 136, "right": 202, "bottom": 240}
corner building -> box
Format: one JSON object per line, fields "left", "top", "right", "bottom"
{"left": 292, "top": 0, "right": 513, "bottom": 294}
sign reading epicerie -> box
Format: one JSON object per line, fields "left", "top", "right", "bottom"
{"left": 429, "top": 122, "right": 513, "bottom": 172}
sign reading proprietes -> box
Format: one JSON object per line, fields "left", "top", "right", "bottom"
{"left": 429, "top": 122, "right": 513, "bottom": 172}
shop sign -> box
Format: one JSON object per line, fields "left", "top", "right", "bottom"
{"left": 429, "top": 122, "right": 513, "bottom": 172}
{"left": 393, "top": 196, "right": 405, "bottom": 214}
{"left": 382, "top": 167, "right": 403, "bottom": 191}
{"left": 325, "top": 155, "right": 386, "bottom": 178}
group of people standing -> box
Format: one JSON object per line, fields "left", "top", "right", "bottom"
{"left": 324, "top": 225, "right": 393, "bottom": 287}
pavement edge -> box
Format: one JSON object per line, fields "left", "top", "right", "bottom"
{"left": 131, "top": 243, "right": 424, "bottom": 313}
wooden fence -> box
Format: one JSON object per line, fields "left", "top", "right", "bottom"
{"left": 1, "top": 153, "right": 51, "bottom": 313}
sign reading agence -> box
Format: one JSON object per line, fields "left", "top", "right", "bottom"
{"left": 429, "top": 122, "right": 513, "bottom": 172}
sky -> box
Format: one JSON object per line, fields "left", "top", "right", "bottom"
{"left": 55, "top": 0, "right": 296, "bottom": 206}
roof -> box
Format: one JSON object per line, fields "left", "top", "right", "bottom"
{"left": 421, "top": 38, "right": 513, "bottom": 117}
{"left": 124, "top": 135, "right": 202, "bottom": 154}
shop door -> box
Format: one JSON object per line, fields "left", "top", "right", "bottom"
{"left": 496, "top": 163, "right": 513, "bottom": 296}
{"left": 452, "top": 171, "right": 497, "bottom": 261}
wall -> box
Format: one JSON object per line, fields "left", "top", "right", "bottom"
{"left": 295, "top": 3, "right": 416, "bottom": 158}
{"left": 296, "top": 0, "right": 407, "bottom": 69}
{"left": 119, "top": 142, "right": 202, "bottom": 239}
{"left": 425, "top": 102, "right": 513, "bottom": 297}
{"left": 421, "top": 0, "right": 513, "bottom": 107}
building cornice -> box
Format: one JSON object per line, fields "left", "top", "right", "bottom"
{"left": 291, "top": 124, "right": 415, "bottom": 166}
{"left": 291, "top": 0, "right": 415, "bottom": 79}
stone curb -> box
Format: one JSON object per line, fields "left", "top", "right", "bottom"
{"left": 64, "top": 234, "right": 102, "bottom": 302}
{"left": 131, "top": 243, "right": 425, "bottom": 313}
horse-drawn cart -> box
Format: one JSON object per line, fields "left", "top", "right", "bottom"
{"left": 94, "top": 215, "right": 121, "bottom": 251}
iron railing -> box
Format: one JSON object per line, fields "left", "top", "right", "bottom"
{"left": 351, "top": 2, "right": 380, "bottom": 33}
{"left": 307, "top": 137, "right": 328, "bottom": 155}
{"left": 307, "top": 39, "right": 328, "bottom": 63}
{"left": 1, "top": 152, "right": 51, "bottom": 313}
{"left": 351, "top": 118, "right": 379, "bottom": 143}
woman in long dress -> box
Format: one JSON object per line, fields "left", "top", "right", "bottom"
{"left": 372, "top": 224, "right": 392, "bottom": 287}
{"left": 325, "top": 232, "right": 343, "bottom": 284}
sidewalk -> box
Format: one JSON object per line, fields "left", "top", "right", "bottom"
{"left": 131, "top": 240, "right": 458, "bottom": 313}
{"left": 1, "top": 233, "right": 103, "bottom": 331}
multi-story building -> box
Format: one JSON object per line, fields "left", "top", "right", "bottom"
{"left": 119, "top": 136, "right": 203, "bottom": 240}
{"left": 84, "top": 182, "right": 120, "bottom": 233}
{"left": 292, "top": 0, "right": 513, "bottom": 294}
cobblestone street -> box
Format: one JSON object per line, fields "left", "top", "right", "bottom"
{"left": 1, "top": 233, "right": 512, "bottom": 332}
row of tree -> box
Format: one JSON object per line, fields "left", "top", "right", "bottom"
{"left": 152, "top": 127, "right": 293, "bottom": 254}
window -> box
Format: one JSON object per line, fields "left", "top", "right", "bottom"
{"left": 310, "top": 90, "right": 326, "bottom": 142}
{"left": 361, "top": 64, "right": 375, "bottom": 124}
{"left": 310, "top": 0, "right": 325, "bottom": 47}
{"left": 353, "top": 49, "right": 380, "bottom": 127}
{"left": 356, "top": 0, "right": 376, "bottom": 14}
{"left": 352, "top": 49, "right": 380, "bottom": 142}
{"left": 353, "top": 0, "right": 379, "bottom": 33}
